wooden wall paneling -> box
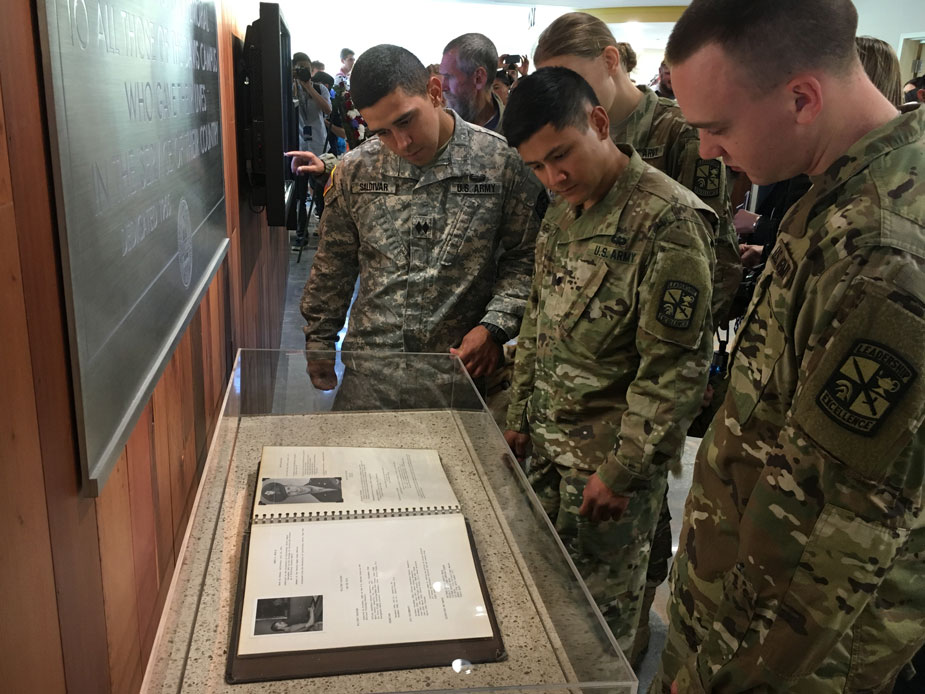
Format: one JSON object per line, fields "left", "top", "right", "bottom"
{"left": 188, "top": 312, "right": 208, "bottom": 468}
{"left": 228, "top": 228, "right": 245, "bottom": 350}
{"left": 209, "top": 269, "right": 226, "bottom": 417}
{"left": 0, "top": 101, "right": 67, "bottom": 694}
{"left": 1, "top": 1, "right": 111, "bottom": 691}
{"left": 124, "top": 403, "right": 161, "bottom": 663}
{"left": 150, "top": 378, "right": 177, "bottom": 593}
{"left": 151, "top": 373, "right": 178, "bottom": 572}
{"left": 199, "top": 294, "right": 215, "bottom": 427}
{"left": 97, "top": 452, "right": 144, "bottom": 694}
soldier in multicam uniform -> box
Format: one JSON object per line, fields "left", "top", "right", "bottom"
{"left": 532, "top": 12, "right": 744, "bottom": 662}
{"left": 289, "top": 44, "right": 546, "bottom": 397}
{"left": 652, "top": 1, "right": 925, "bottom": 692}
{"left": 500, "top": 67, "right": 717, "bottom": 657}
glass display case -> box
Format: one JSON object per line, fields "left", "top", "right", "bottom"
{"left": 143, "top": 350, "right": 638, "bottom": 693}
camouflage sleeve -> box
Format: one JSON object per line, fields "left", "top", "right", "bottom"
{"left": 675, "top": 137, "right": 742, "bottom": 326}
{"left": 300, "top": 171, "right": 359, "bottom": 350}
{"left": 681, "top": 249, "right": 925, "bottom": 692}
{"left": 482, "top": 164, "right": 547, "bottom": 338}
{"left": 320, "top": 153, "right": 338, "bottom": 177}
{"left": 595, "top": 215, "right": 714, "bottom": 493}
{"left": 503, "top": 233, "right": 545, "bottom": 433}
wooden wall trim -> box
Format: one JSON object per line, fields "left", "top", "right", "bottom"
{"left": 0, "top": 68, "right": 67, "bottom": 693}
{"left": 2, "top": 0, "right": 111, "bottom": 691}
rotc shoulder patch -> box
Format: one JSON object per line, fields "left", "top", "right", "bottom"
{"left": 657, "top": 280, "right": 700, "bottom": 329}
{"left": 693, "top": 159, "right": 722, "bottom": 198}
{"left": 816, "top": 340, "right": 916, "bottom": 437}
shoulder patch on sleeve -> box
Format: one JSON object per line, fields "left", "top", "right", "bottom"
{"left": 641, "top": 240, "right": 712, "bottom": 349}
{"left": 692, "top": 158, "right": 722, "bottom": 198}
{"left": 793, "top": 282, "right": 925, "bottom": 479}
{"left": 816, "top": 340, "right": 916, "bottom": 436}
{"left": 656, "top": 281, "right": 700, "bottom": 329}
{"left": 323, "top": 165, "right": 337, "bottom": 199}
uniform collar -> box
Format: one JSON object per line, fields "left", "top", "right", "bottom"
{"left": 558, "top": 144, "right": 646, "bottom": 240}
{"left": 809, "top": 103, "right": 924, "bottom": 200}
{"left": 611, "top": 85, "right": 657, "bottom": 149}
{"left": 378, "top": 110, "right": 474, "bottom": 183}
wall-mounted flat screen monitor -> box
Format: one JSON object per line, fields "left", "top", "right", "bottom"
{"left": 241, "top": 2, "right": 297, "bottom": 226}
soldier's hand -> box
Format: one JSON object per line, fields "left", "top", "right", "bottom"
{"left": 739, "top": 243, "right": 764, "bottom": 268}
{"left": 306, "top": 357, "right": 337, "bottom": 391}
{"left": 449, "top": 325, "right": 501, "bottom": 378}
{"left": 503, "top": 430, "right": 531, "bottom": 462}
{"left": 285, "top": 150, "right": 325, "bottom": 176}
{"left": 578, "top": 473, "right": 630, "bottom": 523}
{"left": 671, "top": 682, "right": 679, "bottom": 694}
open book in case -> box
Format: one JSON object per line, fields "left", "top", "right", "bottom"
{"left": 227, "top": 446, "right": 504, "bottom": 683}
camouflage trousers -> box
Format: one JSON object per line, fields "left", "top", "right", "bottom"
{"left": 528, "top": 456, "right": 668, "bottom": 655}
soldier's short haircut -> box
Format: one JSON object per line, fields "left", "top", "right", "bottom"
{"left": 443, "top": 33, "right": 498, "bottom": 86}
{"left": 350, "top": 44, "right": 430, "bottom": 111}
{"left": 666, "top": 0, "right": 859, "bottom": 90}
{"left": 502, "top": 67, "right": 599, "bottom": 149}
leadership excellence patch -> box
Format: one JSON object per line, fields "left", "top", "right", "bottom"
{"left": 693, "top": 159, "right": 722, "bottom": 198}
{"left": 816, "top": 339, "right": 917, "bottom": 437}
{"left": 656, "top": 280, "right": 700, "bottom": 330}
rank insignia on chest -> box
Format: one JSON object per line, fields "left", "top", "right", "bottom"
{"left": 692, "top": 159, "right": 722, "bottom": 198}
{"left": 656, "top": 280, "right": 699, "bottom": 329}
{"left": 412, "top": 216, "right": 433, "bottom": 238}
{"left": 817, "top": 339, "right": 917, "bottom": 436}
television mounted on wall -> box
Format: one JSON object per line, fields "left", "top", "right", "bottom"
{"left": 240, "top": 2, "right": 298, "bottom": 226}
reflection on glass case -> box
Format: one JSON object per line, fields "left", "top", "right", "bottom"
{"left": 144, "top": 350, "right": 638, "bottom": 693}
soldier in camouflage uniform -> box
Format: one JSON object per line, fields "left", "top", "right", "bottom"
{"left": 291, "top": 45, "right": 546, "bottom": 395}
{"left": 533, "top": 13, "right": 744, "bottom": 661}
{"left": 652, "top": 2, "right": 925, "bottom": 692}
{"left": 500, "top": 67, "right": 717, "bottom": 656}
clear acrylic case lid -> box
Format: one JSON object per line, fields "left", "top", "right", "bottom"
{"left": 143, "top": 350, "right": 638, "bottom": 693}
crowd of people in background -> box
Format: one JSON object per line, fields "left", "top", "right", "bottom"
{"left": 284, "top": 2, "right": 925, "bottom": 691}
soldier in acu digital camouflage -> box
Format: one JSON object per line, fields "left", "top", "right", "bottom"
{"left": 651, "top": 1, "right": 925, "bottom": 692}
{"left": 288, "top": 44, "right": 546, "bottom": 401}
{"left": 500, "top": 67, "right": 717, "bottom": 660}
{"left": 532, "top": 12, "right": 744, "bottom": 662}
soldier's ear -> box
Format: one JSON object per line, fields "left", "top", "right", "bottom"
{"left": 589, "top": 105, "right": 610, "bottom": 139}
{"left": 601, "top": 45, "right": 621, "bottom": 77}
{"left": 426, "top": 76, "right": 443, "bottom": 106}
{"left": 788, "top": 75, "right": 823, "bottom": 125}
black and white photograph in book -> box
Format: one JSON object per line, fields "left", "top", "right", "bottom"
{"left": 259, "top": 477, "right": 344, "bottom": 504}
{"left": 254, "top": 595, "right": 324, "bottom": 635}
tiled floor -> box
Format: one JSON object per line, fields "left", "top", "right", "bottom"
{"left": 279, "top": 226, "right": 696, "bottom": 693}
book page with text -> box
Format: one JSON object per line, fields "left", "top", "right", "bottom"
{"left": 237, "top": 514, "right": 494, "bottom": 655}
{"left": 252, "top": 446, "right": 459, "bottom": 520}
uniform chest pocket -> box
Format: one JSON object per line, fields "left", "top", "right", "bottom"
{"left": 354, "top": 193, "right": 408, "bottom": 264}
{"left": 727, "top": 272, "right": 789, "bottom": 425}
{"left": 555, "top": 259, "right": 637, "bottom": 357}
{"left": 440, "top": 195, "right": 502, "bottom": 266}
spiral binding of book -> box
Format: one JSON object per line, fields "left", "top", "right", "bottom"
{"left": 254, "top": 504, "right": 463, "bottom": 524}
